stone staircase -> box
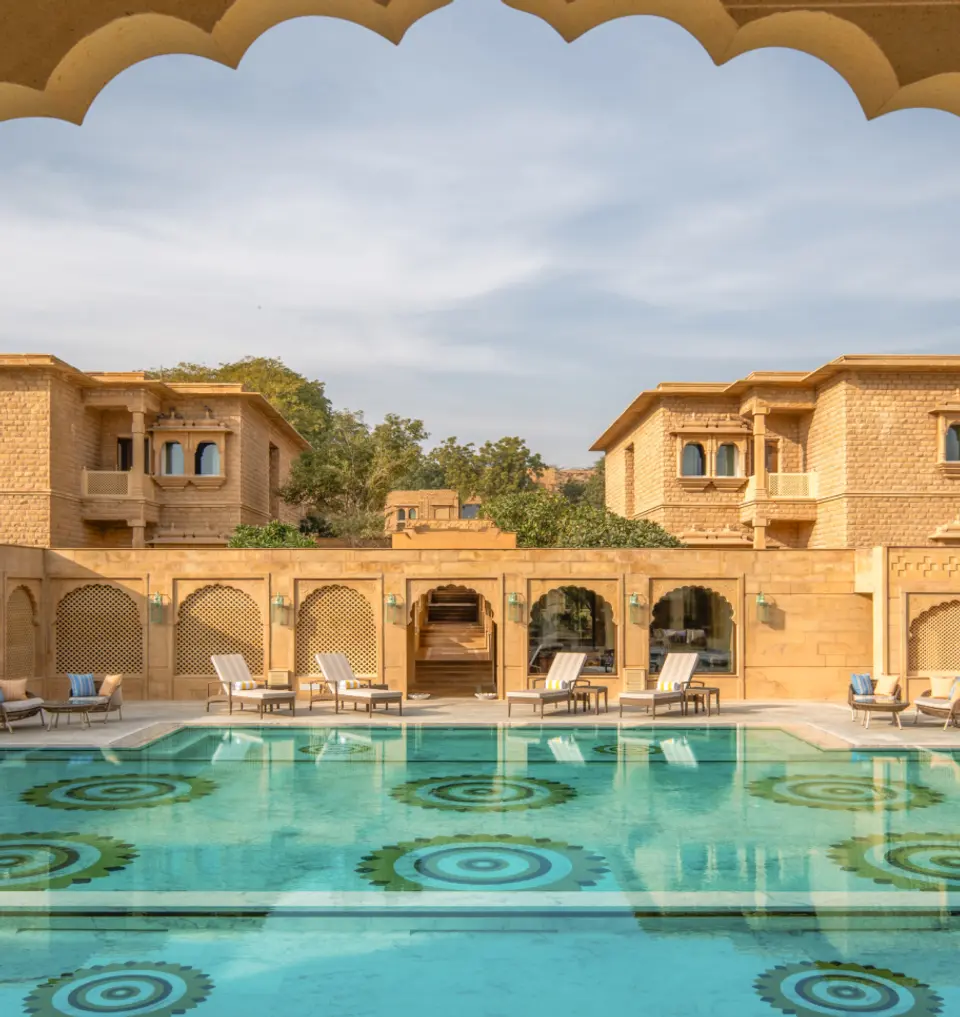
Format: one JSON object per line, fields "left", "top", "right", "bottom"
{"left": 412, "top": 589, "right": 495, "bottom": 695}
{"left": 411, "top": 660, "right": 496, "bottom": 697}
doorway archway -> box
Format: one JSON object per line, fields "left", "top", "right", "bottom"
{"left": 408, "top": 584, "right": 496, "bottom": 697}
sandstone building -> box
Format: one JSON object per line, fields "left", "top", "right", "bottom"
{"left": 0, "top": 355, "right": 307, "bottom": 548}
{"left": 594, "top": 354, "right": 960, "bottom": 550}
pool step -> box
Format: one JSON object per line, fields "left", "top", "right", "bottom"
{"left": 410, "top": 660, "right": 496, "bottom": 697}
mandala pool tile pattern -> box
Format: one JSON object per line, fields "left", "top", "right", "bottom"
{"left": 389, "top": 774, "right": 576, "bottom": 811}
{"left": 2, "top": 725, "right": 960, "bottom": 1016}
{"left": 22, "top": 774, "right": 218, "bottom": 811}
{"left": 24, "top": 962, "right": 214, "bottom": 1017}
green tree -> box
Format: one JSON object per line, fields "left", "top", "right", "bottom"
{"left": 148, "top": 357, "right": 332, "bottom": 445}
{"left": 428, "top": 435, "right": 544, "bottom": 500}
{"left": 481, "top": 489, "right": 681, "bottom": 549}
{"left": 227, "top": 521, "right": 315, "bottom": 548}
{"left": 581, "top": 457, "right": 606, "bottom": 509}
{"left": 280, "top": 409, "right": 431, "bottom": 541}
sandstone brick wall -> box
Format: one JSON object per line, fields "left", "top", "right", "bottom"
{"left": 50, "top": 374, "right": 99, "bottom": 547}
{"left": 0, "top": 371, "right": 52, "bottom": 546}
{"left": 0, "top": 542, "right": 884, "bottom": 703}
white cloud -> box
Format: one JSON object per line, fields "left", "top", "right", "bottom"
{"left": 0, "top": 5, "right": 959, "bottom": 463}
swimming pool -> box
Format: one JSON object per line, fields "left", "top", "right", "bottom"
{"left": 0, "top": 725, "right": 957, "bottom": 1015}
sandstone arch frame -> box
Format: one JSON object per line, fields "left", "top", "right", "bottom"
{"left": 1, "top": 1, "right": 960, "bottom": 125}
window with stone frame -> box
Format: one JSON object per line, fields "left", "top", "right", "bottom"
{"left": 716, "top": 443, "right": 739, "bottom": 477}
{"left": 681, "top": 443, "right": 705, "bottom": 477}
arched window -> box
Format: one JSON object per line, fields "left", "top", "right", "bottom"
{"left": 408, "top": 508, "right": 418, "bottom": 520}
{"left": 162, "top": 441, "right": 184, "bottom": 476}
{"left": 650, "top": 586, "right": 734, "bottom": 674}
{"left": 195, "top": 442, "right": 220, "bottom": 475}
{"left": 681, "top": 443, "right": 705, "bottom": 477}
{"left": 396, "top": 508, "right": 406, "bottom": 521}
{"left": 716, "top": 444, "right": 738, "bottom": 477}
{"left": 529, "top": 586, "right": 615, "bottom": 675}
{"left": 947, "top": 425, "right": 960, "bottom": 462}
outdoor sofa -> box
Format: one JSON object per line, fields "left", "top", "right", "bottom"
{"left": 913, "top": 674, "right": 960, "bottom": 729}
{"left": 0, "top": 678, "right": 46, "bottom": 733}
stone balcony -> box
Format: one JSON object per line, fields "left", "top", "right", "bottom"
{"left": 740, "top": 472, "right": 819, "bottom": 524}
{"left": 80, "top": 469, "right": 158, "bottom": 524}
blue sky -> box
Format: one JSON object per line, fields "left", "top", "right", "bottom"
{"left": 1, "top": 2, "right": 959, "bottom": 464}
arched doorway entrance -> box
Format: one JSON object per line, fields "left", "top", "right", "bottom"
{"left": 408, "top": 584, "right": 496, "bottom": 697}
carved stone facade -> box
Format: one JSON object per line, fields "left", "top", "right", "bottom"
{"left": 595, "top": 355, "right": 960, "bottom": 550}
{"left": 0, "top": 355, "right": 308, "bottom": 549}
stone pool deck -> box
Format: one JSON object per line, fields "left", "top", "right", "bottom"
{"left": 0, "top": 698, "right": 957, "bottom": 752}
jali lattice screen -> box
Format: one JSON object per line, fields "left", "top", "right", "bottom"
{"left": 908, "top": 600, "right": 960, "bottom": 672}
{"left": 55, "top": 584, "right": 144, "bottom": 674}
{"left": 5, "top": 586, "right": 36, "bottom": 678}
{"left": 296, "top": 585, "right": 377, "bottom": 676}
{"left": 175, "top": 585, "right": 264, "bottom": 676}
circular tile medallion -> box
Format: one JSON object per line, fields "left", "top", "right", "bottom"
{"left": 24, "top": 961, "right": 213, "bottom": 1017}
{"left": 747, "top": 775, "right": 941, "bottom": 812}
{"left": 357, "top": 834, "right": 608, "bottom": 891}
{"left": 592, "top": 743, "right": 663, "bottom": 759}
{"left": 22, "top": 774, "right": 217, "bottom": 812}
{"left": 389, "top": 775, "right": 576, "bottom": 812}
{"left": 829, "top": 832, "right": 960, "bottom": 890}
{"left": 755, "top": 961, "right": 942, "bottom": 1017}
{"left": 298, "top": 743, "right": 372, "bottom": 759}
{"left": 0, "top": 832, "right": 137, "bottom": 891}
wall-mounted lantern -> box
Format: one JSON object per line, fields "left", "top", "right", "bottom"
{"left": 756, "top": 591, "right": 774, "bottom": 625}
{"left": 385, "top": 592, "right": 404, "bottom": 625}
{"left": 270, "top": 594, "right": 291, "bottom": 626}
{"left": 507, "top": 592, "right": 525, "bottom": 624}
{"left": 628, "top": 592, "right": 647, "bottom": 625}
{"left": 148, "top": 592, "right": 167, "bottom": 625}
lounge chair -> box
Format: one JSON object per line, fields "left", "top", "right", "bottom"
{"left": 314, "top": 653, "right": 403, "bottom": 715}
{"left": 209, "top": 655, "right": 297, "bottom": 717}
{"left": 618, "top": 652, "right": 699, "bottom": 717}
{"left": 848, "top": 673, "right": 900, "bottom": 723}
{"left": 913, "top": 675, "right": 960, "bottom": 729}
{"left": 66, "top": 674, "right": 125, "bottom": 723}
{"left": 506, "top": 652, "right": 586, "bottom": 718}
{"left": 0, "top": 681, "right": 46, "bottom": 733}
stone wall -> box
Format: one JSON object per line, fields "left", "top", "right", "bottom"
{"left": 0, "top": 370, "right": 52, "bottom": 546}
{"left": 0, "top": 542, "right": 896, "bottom": 705}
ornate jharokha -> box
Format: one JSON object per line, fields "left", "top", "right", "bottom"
{"left": 0, "top": 0, "right": 959, "bottom": 125}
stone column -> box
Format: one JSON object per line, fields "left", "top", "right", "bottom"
{"left": 752, "top": 410, "right": 768, "bottom": 550}
{"left": 131, "top": 522, "right": 146, "bottom": 548}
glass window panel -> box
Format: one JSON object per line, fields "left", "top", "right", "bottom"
{"left": 195, "top": 442, "right": 220, "bottom": 476}
{"left": 649, "top": 586, "right": 734, "bottom": 674}
{"left": 529, "top": 586, "right": 615, "bottom": 675}
{"left": 162, "top": 442, "right": 184, "bottom": 476}
{"left": 716, "top": 444, "right": 738, "bottom": 477}
{"left": 681, "top": 443, "right": 705, "bottom": 476}
{"left": 947, "top": 425, "right": 960, "bottom": 462}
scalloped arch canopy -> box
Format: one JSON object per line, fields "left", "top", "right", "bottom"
{"left": 2, "top": 0, "right": 960, "bottom": 125}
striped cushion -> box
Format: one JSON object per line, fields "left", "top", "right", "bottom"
{"left": 545, "top": 678, "right": 571, "bottom": 690}
{"left": 338, "top": 679, "right": 362, "bottom": 691}
{"left": 232, "top": 681, "right": 258, "bottom": 691}
{"left": 68, "top": 674, "right": 96, "bottom": 698}
{"left": 850, "top": 673, "right": 873, "bottom": 696}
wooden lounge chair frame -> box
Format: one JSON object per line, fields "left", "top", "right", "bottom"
{"left": 313, "top": 653, "right": 403, "bottom": 715}
{"left": 209, "top": 654, "right": 297, "bottom": 718}
{"left": 618, "top": 652, "right": 700, "bottom": 718}
{"left": 506, "top": 652, "right": 587, "bottom": 718}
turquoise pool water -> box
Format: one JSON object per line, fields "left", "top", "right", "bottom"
{"left": 1, "top": 725, "right": 959, "bottom": 1015}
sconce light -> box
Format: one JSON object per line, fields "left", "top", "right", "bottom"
{"left": 507, "top": 592, "right": 525, "bottom": 624}
{"left": 385, "top": 592, "right": 404, "bottom": 625}
{"left": 628, "top": 592, "right": 647, "bottom": 625}
{"left": 756, "top": 591, "right": 774, "bottom": 625}
{"left": 270, "top": 594, "right": 291, "bottom": 626}
{"left": 148, "top": 592, "right": 167, "bottom": 625}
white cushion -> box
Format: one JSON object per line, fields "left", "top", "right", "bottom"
{"left": 232, "top": 689, "right": 293, "bottom": 701}
{"left": 508, "top": 689, "right": 566, "bottom": 699}
{"left": 337, "top": 687, "right": 400, "bottom": 700}
{"left": 2, "top": 697, "right": 44, "bottom": 713}
{"left": 918, "top": 697, "right": 950, "bottom": 709}
{"left": 620, "top": 689, "right": 682, "bottom": 701}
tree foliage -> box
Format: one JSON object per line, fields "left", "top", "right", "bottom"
{"left": 430, "top": 436, "right": 545, "bottom": 500}
{"left": 227, "top": 521, "right": 316, "bottom": 548}
{"left": 148, "top": 357, "right": 332, "bottom": 445}
{"left": 481, "top": 489, "right": 682, "bottom": 549}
